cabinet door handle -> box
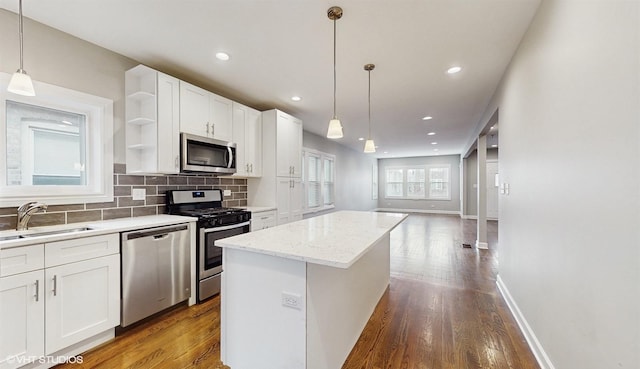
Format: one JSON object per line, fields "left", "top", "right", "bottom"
{"left": 206, "top": 122, "right": 210, "bottom": 135}
{"left": 212, "top": 123, "right": 215, "bottom": 136}
{"left": 250, "top": 164, "right": 253, "bottom": 173}
{"left": 175, "top": 155, "right": 179, "bottom": 170}
{"left": 34, "top": 280, "right": 39, "bottom": 302}
{"left": 52, "top": 275, "right": 57, "bottom": 296}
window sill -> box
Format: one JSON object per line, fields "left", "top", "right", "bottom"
{"left": 303, "top": 204, "right": 335, "bottom": 215}
{"left": 384, "top": 197, "right": 451, "bottom": 201}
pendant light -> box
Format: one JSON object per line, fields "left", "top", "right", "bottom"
{"left": 326, "top": 6, "right": 343, "bottom": 139}
{"left": 7, "top": 0, "right": 35, "bottom": 96}
{"left": 363, "top": 64, "right": 376, "bottom": 153}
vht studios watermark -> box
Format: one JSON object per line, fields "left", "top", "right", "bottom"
{"left": 4, "top": 355, "right": 84, "bottom": 365}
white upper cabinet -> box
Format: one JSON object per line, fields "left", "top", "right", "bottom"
{"left": 275, "top": 112, "right": 302, "bottom": 178}
{"left": 210, "top": 94, "right": 233, "bottom": 142}
{"left": 125, "top": 65, "right": 180, "bottom": 174}
{"left": 179, "top": 81, "right": 232, "bottom": 142}
{"left": 233, "top": 102, "right": 262, "bottom": 177}
{"left": 179, "top": 81, "right": 211, "bottom": 137}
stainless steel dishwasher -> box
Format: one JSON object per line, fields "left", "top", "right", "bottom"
{"left": 120, "top": 224, "right": 191, "bottom": 327}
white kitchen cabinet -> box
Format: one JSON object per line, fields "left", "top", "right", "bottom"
{"left": 275, "top": 111, "right": 303, "bottom": 178}
{"left": 125, "top": 65, "right": 180, "bottom": 174}
{"left": 0, "top": 233, "right": 120, "bottom": 366}
{"left": 276, "top": 178, "right": 303, "bottom": 225}
{"left": 0, "top": 270, "right": 45, "bottom": 369}
{"left": 232, "top": 102, "right": 262, "bottom": 177}
{"left": 45, "top": 254, "right": 120, "bottom": 354}
{"left": 179, "top": 81, "right": 210, "bottom": 137}
{"left": 250, "top": 210, "right": 277, "bottom": 231}
{"left": 247, "top": 109, "right": 304, "bottom": 226}
{"left": 180, "top": 81, "right": 233, "bottom": 142}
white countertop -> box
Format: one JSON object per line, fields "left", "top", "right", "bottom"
{"left": 0, "top": 214, "right": 197, "bottom": 250}
{"left": 217, "top": 210, "right": 407, "bottom": 268}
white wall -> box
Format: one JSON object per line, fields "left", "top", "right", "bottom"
{"left": 377, "top": 155, "right": 461, "bottom": 213}
{"left": 0, "top": 10, "right": 137, "bottom": 164}
{"left": 470, "top": 1, "right": 640, "bottom": 368}
{"left": 303, "top": 131, "right": 378, "bottom": 213}
{"left": 463, "top": 148, "right": 498, "bottom": 217}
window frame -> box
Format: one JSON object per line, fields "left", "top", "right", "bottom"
{"left": 302, "top": 148, "right": 336, "bottom": 214}
{"left": 0, "top": 73, "right": 114, "bottom": 207}
{"left": 384, "top": 164, "right": 451, "bottom": 201}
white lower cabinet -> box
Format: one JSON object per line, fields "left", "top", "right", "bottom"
{"left": 45, "top": 254, "right": 120, "bottom": 354}
{"left": 250, "top": 210, "right": 277, "bottom": 231}
{"left": 0, "top": 234, "right": 120, "bottom": 368}
{"left": 0, "top": 270, "right": 45, "bottom": 369}
{"left": 276, "top": 178, "right": 303, "bottom": 225}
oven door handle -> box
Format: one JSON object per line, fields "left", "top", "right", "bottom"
{"left": 202, "top": 221, "right": 251, "bottom": 233}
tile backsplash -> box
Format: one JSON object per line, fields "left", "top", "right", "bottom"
{"left": 0, "top": 164, "right": 248, "bottom": 231}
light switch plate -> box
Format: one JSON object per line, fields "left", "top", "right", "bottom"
{"left": 223, "top": 189, "right": 232, "bottom": 196}
{"left": 132, "top": 188, "right": 146, "bottom": 200}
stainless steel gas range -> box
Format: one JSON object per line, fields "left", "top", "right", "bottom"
{"left": 166, "top": 189, "right": 251, "bottom": 302}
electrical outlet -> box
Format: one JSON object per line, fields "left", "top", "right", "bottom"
{"left": 223, "top": 189, "right": 232, "bottom": 197}
{"left": 132, "top": 188, "right": 146, "bottom": 200}
{"left": 281, "top": 292, "right": 302, "bottom": 310}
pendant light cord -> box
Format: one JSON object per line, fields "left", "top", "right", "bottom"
{"left": 18, "top": 0, "right": 24, "bottom": 71}
{"left": 368, "top": 69, "right": 372, "bottom": 138}
{"left": 333, "top": 18, "right": 337, "bottom": 119}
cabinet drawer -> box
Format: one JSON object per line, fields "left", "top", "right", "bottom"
{"left": 0, "top": 244, "right": 45, "bottom": 277}
{"left": 45, "top": 234, "right": 119, "bottom": 268}
{"left": 251, "top": 211, "right": 277, "bottom": 231}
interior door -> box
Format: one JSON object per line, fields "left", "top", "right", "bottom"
{"left": 486, "top": 161, "right": 499, "bottom": 219}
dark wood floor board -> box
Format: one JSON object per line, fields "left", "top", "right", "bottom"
{"left": 56, "top": 213, "right": 537, "bottom": 369}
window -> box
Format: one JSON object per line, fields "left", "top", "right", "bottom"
{"left": 1, "top": 73, "right": 114, "bottom": 207}
{"left": 428, "top": 166, "right": 450, "bottom": 199}
{"left": 302, "top": 148, "right": 336, "bottom": 213}
{"left": 307, "top": 153, "right": 321, "bottom": 208}
{"left": 323, "top": 157, "right": 334, "bottom": 205}
{"left": 384, "top": 165, "right": 451, "bottom": 200}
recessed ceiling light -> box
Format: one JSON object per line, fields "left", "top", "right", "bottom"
{"left": 422, "top": 116, "right": 433, "bottom": 120}
{"left": 490, "top": 126, "right": 495, "bottom": 130}
{"left": 291, "top": 96, "right": 302, "bottom": 102}
{"left": 431, "top": 142, "right": 438, "bottom": 145}
{"left": 491, "top": 144, "right": 498, "bottom": 148}
{"left": 447, "top": 66, "right": 462, "bottom": 74}
{"left": 358, "top": 137, "right": 364, "bottom": 141}
{"left": 215, "top": 52, "right": 230, "bottom": 61}
{"left": 427, "top": 132, "right": 436, "bottom": 136}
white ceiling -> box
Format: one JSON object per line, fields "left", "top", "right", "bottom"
{"left": 0, "top": 0, "right": 539, "bottom": 158}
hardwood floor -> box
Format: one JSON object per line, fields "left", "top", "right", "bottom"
{"left": 57, "top": 214, "right": 538, "bottom": 369}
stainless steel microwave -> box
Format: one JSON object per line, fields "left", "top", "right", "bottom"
{"left": 180, "top": 133, "right": 236, "bottom": 174}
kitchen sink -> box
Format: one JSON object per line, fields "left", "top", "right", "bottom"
{"left": 0, "top": 227, "right": 94, "bottom": 241}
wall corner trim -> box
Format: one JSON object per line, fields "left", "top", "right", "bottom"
{"left": 496, "top": 275, "right": 556, "bottom": 369}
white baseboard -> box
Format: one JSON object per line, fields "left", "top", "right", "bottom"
{"left": 496, "top": 276, "right": 555, "bottom": 369}
{"left": 374, "top": 208, "right": 461, "bottom": 216}
{"left": 475, "top": 240, "right": 488, "bottom": 249}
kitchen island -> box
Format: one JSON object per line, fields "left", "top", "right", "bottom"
{"left": 217, "top": 210, "right": 407, "bottom": 369}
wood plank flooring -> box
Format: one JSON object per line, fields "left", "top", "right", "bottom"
{"left": 56, "top": 214, "right": 538, "bottom": 369}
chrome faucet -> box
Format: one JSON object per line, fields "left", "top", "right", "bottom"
{"left": 16, "top": 202, "right": 48, "bottom": 231}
